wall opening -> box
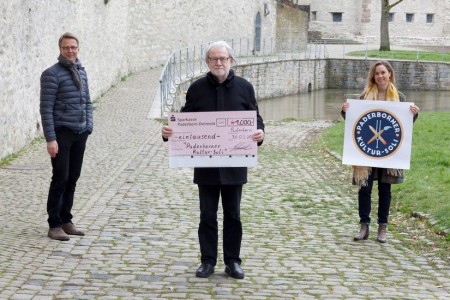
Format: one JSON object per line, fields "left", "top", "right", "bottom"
{"left": 254, "top": 12, "right": 262, "bottom": 52}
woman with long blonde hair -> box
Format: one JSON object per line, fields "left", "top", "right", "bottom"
{"left": 341, "top": 60, "right": 419, "bottom": 243}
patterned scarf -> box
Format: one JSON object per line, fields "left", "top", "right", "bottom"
{"left": 58, "top": 54, "right": 83, "bottom": 90}
{"left": 363, "top": 82, "right": 399, "bottom": 102}
{"left": 353, "top": 82, "right": 402, "bottom": 186}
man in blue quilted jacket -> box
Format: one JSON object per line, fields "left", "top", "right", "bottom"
{"left": 40, "top": 32, "right": 93, "bottom": 241}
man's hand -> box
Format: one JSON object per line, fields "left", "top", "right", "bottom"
{"left": 162, "top": 125, "right": 173, "bottom": 139}
{"left": 47, "top": 140, "right": 58, "bottom": 158}
{"left": 252, "top": 129, "right": 265, "bottom": 143}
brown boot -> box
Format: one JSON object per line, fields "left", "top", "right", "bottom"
{"left": 48, "top": 227, "right": 70, "bottom": 241}
{"left": 377, "top": 224, "right": 387, "bottom": 243}
{"left": 353, "top": 223, "right": 369, "bottom": 241}
{"left": 62, "top": 223, "right": 85, "bottom": 236}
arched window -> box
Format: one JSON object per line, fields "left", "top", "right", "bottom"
{"left": 254, "top": 12, "right": 261, "bottom": 52}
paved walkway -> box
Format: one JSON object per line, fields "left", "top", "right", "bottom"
{"left": 0, "top": 68, "right": 449, "bottom": 299}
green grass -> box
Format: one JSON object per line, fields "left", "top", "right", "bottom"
{"left": 0, "top": 152, "right": 20, "bottom": 168}
{"left": 318, "top": 112, "right": 450, "bottom": 236}
{"left": 395, "top": 112, "right": 450, "bottom": 232}
{"left": 347, "top": 50, "right": 450, "bottom": 62}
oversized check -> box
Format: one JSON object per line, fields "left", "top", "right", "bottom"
{"left": 168, "top": 111, "right": 257, "bottom": 168}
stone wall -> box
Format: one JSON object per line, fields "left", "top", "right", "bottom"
{"left": 174, "top": 59, "right": 449, "bottom": 114}
{"left": 126, "top": 0, "right": 278, "bottom": 72}
{"left": 0, "top": 0, "right": 130, "bottom": 159}
{"left": 299, "top": 0, "right": 450, "bottom": 45}
{"left": 326, "top": 60, "right": 450, "bottom": 91}
{"left": 237, "top": 60, "right": 327, "bottom": 99}
{"left": 176, "top": 59, "right": 327, "bottom": 105}
{"left": 1, "top": 0, "right": 447, "bottom": 160}
{"left": 0, "top": 0, "right": 279, "bottom": 159}
{"left": 275, "top": 2, "right": 308, "bottom": 50}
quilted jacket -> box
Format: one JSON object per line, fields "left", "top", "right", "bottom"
{"left": 40, "top": 62, "right": 93, "bottom": 142}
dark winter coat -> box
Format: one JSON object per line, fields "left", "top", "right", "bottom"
{"left": 181, "top": 69, "right": 265, "bottom": 185}
{"left": 40, "top": 61, "right": 93, "bottom": 142}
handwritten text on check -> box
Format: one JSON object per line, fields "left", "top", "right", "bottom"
{"left": 168, "top": 111, "right": 257, "bottom": 156}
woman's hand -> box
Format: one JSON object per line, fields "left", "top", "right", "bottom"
{"left": 341, "top": 102, "right": 349, "bottom": 112}
{"left": 161, "top": 125, "right": 173, "bottom": 139}
{"left": 410, "top": 104, "right": 420, "bottom": 116}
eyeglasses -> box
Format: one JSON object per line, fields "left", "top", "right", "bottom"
{"left": 208, "top": 57, "right": 230, "bottom": 63}
{"left": 61, "top": 46, "right": 79, "bottom": 51}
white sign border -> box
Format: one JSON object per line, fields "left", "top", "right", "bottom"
{"left": 342, "top": 99, "right": 414, "bottom": 170}
{"left": 169, "top": 155, "right": 257, "bottom": 168}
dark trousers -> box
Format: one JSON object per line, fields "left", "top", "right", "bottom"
{"left": 358, "top": 168, "right": 392, "bottom": 225}
{"left": 47, "top": 128, "right": 88, "bottom": 228}
{"left": 198, "top": 184, "right": 243, "bottom": 266}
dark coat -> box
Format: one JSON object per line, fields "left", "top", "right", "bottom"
{"left": 181, "top": 69, "right": 265, "bottom": 185}
{"left": 40, "top": 61, "right": 93, "bottom": 142}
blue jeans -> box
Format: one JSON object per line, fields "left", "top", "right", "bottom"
{"left": 47, "top": 127, "right": 88, "bottom": 228}
{"left": 198, "top": 185, "right": 243, "bottom": 266}
{"left": 358, "top": 168, "right": 392, "bottom": 225}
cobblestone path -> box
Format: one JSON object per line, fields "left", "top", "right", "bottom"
{"left": 0, "top": 69, "right": 449, "bottom": 299}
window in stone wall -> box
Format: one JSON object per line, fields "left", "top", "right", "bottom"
{"left": 331, "top": 12, "right": 343, "bottom": 22}
{"left": 254, "top": 12, "right": 261, "bottom": 52}
{"left": 426, "top": 14, "right": 434, "bottom": 23}
{"left": 406, "top": 13, "right": 414, "bottom": 23}
{"left": 388, "top": 13, "right": 395, "bottom": 22}
{"left": 311, "top": 11, "right": 317, "bottom": 21}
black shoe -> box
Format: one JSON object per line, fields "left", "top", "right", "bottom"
{"left": 195, "top": 263, "right": 214, "bottom": 278}
{"left": 225, "top": 262, "right": 244, "bottom": 279}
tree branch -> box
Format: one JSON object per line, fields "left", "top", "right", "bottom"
{"left": 388, "top": 0, "right": 404, "bottom": 10}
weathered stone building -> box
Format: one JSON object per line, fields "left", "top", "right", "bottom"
{"left": 0, "top": 0, "right": 307, "bottom": 159}
{"left": 298, "top": 0, "right": 450, "bottom": 45}
{"left": 1, "top": 0, "right": 447, "bottom": 159}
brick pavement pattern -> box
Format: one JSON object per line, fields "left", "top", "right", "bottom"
{"left": 0, "top": 69, "right": 449, "bottom": 299}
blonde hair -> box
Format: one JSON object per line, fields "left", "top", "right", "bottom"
{"left": 366, "top": 60, "right": 396, "bottom": 87}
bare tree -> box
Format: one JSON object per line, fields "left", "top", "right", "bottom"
{"left": 380, "top": 0, "right": 404, "bottom": 51}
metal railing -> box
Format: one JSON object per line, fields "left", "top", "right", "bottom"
{"left": 158, "top": 38, "right": 331, "bottom": 118}
{"left": 158, "top": 38, "right": 449, "bottom": 118}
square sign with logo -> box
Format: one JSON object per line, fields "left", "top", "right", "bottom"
{"left": 342, "top": 99, "right": 415, "bottom": 169}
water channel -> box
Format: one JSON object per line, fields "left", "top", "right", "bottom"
{"left": 258, "top": 89, "right": 450, "bottom": 121}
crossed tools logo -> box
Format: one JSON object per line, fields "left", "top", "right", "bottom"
{"left": 353, "top": 109, "right": 404, "bottom": 159}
